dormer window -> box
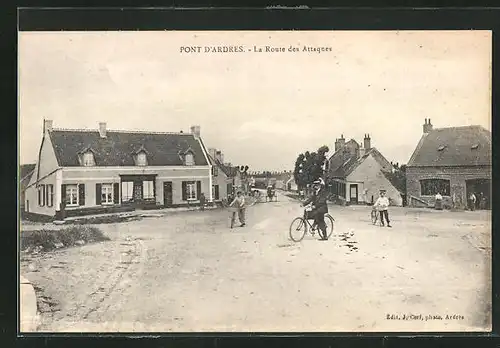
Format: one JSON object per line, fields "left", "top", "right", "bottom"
{"left": 136, "top": 152, "right": 147, "bottom": 166}
{"left": 78, "top": 148, "right": 96, "bottom": 166}
{"left": 83, "top": 152, "right": 95, "bottom": 166}
{"left": 184, "top": 153, "right": 195, "bottom": 166}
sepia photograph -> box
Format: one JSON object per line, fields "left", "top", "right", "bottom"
{"left": 18, "top": 30, "right": 492, "bottom": 333}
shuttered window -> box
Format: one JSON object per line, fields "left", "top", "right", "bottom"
{"left": 38, "top": 185, "right": 45, "bottom": 207}
{"left": 65, "top": 184, "right": 79, "bottom": 206}
{"left": 101, "top": 184, "right": 114, "bottom": 204}
{"left": 212, "top": 185, "right": 220, "bottom": 200}
{"left": 182, "top": 181, "right": 197, "bottom": 201}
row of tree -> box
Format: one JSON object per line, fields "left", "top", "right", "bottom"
{"left": 293, "top": 145, "right": 330, "bottom": 190}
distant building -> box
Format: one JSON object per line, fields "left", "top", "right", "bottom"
{"left": 206, "top": 148, "right": 238, "bottom": 201}
{"left": 19, "top": 164, "right": 36, "bottom": 212}
{"left": 326, "top": 134, "right": 402, "bottom": 206}
{"left": 406, "top": 119, "right": 491, "bottom": 209}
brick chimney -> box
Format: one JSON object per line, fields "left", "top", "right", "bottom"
{"left": 215, "top": 150, "right": 223, "bottom": 163}
{"left": 364, "top": 134, "right": 371, "bottom": 150}
{"left": 334, "top": 134, "right": 345, "bottom": 152}
{"left": 190, "top": 125, "right": 201, "bottom": 138}
{"left": 423, "top": 118, "right": 433, "bottom": 133}
{"left": 99, "top": 122, "right": 107, "bottom": 138}
{"left": 208, "top": 148, "right": 217, "bottom": 159}
{"left": 44, "top": 119, "right": 53, "bottom": 133}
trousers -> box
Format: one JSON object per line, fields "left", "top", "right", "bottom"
{"left": 379, "top": 209, "right": 390, "bottom": 225}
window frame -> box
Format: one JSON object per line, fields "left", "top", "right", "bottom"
{"left": 142, "top": 180, "right": 155, "bottom": 200}
{"left": 184, "top": 153, "right": 195, "bottom": 166}
{"left": 65, "top": 184, "right": 79, "bottom": 206}
{"left": 101, "top": 183, "right": 114, "bottom": 205}
{"left": 186, "top": 182, "right": 197, "bottom": 200}
{"left": 136, "top": 152, "right": 148, "bottom": 166}
{"left": 419, "top": 179, "right": 451, "bottom": 197}
{"left": 82, "top": 152, "right": 95, "bottom": 166}
{"left": 121, "top": 181, "right": 134, "bottom": 203}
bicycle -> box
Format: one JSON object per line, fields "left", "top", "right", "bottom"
{"left": 371, "top": 207, "right": 379, "bottom": 225}
{"left": 289, "top": 205, "right": 335, "bottom": 242}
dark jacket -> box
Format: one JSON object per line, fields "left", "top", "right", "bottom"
{"left": 304, "top": 188, "right": 328, "bottom": 214}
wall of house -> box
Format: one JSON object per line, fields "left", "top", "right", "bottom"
{"left": 212, "top": 170, "right": 232, "bottom": 200}
{"left": 24, "top": 171, "right": 58, "bottom": 216}
{"left": 406, "top": 165, "right": 492, "bottom": 209}
{"left": 51, "top": 166, "right": 212, "bottom": 214}
{"left": 346, "top": 155, "right": 403, "bottom": 206}
{"left": 24, "top": 132, "right": 61, "bottom": 216}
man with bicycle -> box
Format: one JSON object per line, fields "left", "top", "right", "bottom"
{"left": 301, "top": 178, "right": 329, "bottom": 241}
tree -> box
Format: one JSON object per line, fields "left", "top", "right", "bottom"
{"left": 293, "top": 145, "right": 330, "bottom": 190}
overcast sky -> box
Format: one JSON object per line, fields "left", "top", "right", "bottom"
{"left": 19, "top": 31, "right": 491, "bottom": 171}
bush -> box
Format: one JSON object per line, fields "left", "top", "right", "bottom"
{"left": 20, "top": 226, "right": 109, "bottom": 252}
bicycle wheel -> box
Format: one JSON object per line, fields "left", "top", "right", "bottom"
{"left": 371, "top": 211, "right": 377, "bottom": 225}
{"left": 324, "top": 214, "right": 335, "bottom": 239}
{"left": 289, "top": 217, "right": 307, "bottom": 242}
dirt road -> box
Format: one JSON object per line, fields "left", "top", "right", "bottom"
{"left": 21, "top": 194, "right": 491, "bottom": 332}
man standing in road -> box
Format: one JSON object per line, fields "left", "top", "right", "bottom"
{"left": 230, "top": 190, "right": 246, "bottom": 228}
{"left": 374, "top": 189, "right": 392, "bottom": 228}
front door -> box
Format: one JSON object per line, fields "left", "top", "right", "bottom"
{"left": 163, "top": 182, "right": 173, "bottom": 207}
{"left": 133, "top": 181, "right": 143, "bottom": 201}
{"left": 350, "top": 184, "right": 358, "bottom": 204}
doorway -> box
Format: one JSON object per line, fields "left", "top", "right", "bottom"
{"left": 163, "top": 182, "right": 173, "bottom": 207}
{"left": 466, "top": 179, "right": 491, "bottom": 210}
{"left": 349, "top": 184, "right": 358, "bottom": 204}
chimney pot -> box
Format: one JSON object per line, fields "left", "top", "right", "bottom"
{"left": 44, "top": 119, "right": 53, "bottom": 133}
{"left": 99, "top": 122, "right": 107, "bottom": 138}
{"left": 190, "top": 125, "right": 201, "bottom": 138}
{"left": 423, "top": 118, "right": 433, "bottom": 134}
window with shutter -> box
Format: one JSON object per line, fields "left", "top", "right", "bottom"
{"left": 65, "top": 184, "right": 78, "bottom": 206}
{"left": 101, "top": 184, "right": 114, "bottom": 204}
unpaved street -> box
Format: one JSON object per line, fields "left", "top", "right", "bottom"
{"left": 21, "top": 194, "right": 491, "bottom": 332}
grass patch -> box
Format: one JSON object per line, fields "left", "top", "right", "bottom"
{"left": 20, "top": 226, "right": 110, "bottom": 252}
{"left": 67, "top": 214, "right": 142, "bottom": 225}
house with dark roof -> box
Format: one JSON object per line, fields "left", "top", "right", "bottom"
{"left": 406, "top": 119, "right": 491, "bottom": 209}
{"left": 23, "top": 120, "right": 213, "bottom": 218}
{"left": 325, "top": 134, "right": 402, "bottom": 206}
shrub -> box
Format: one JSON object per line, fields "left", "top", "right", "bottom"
{"left": 20, "top": 226, "right": 109, "bottom": 252}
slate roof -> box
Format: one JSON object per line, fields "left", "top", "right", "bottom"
{"left": 327, "top": 140, "right": 395, "bottom": 180}
{"left": 407, "top": 126, "right": 491, "bottom": 167}
{"left": 20, "top": 164, "right": 36, "bottom": 180}
{"left": 49, "top": 129, "right": 209, "bottom": 167}
{"left": 20, "top": 164, "right": 36, "bottom": 190}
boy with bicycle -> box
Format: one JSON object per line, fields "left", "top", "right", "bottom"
{"left": 374, "top": 189, "right": 392, "bottom": 228}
